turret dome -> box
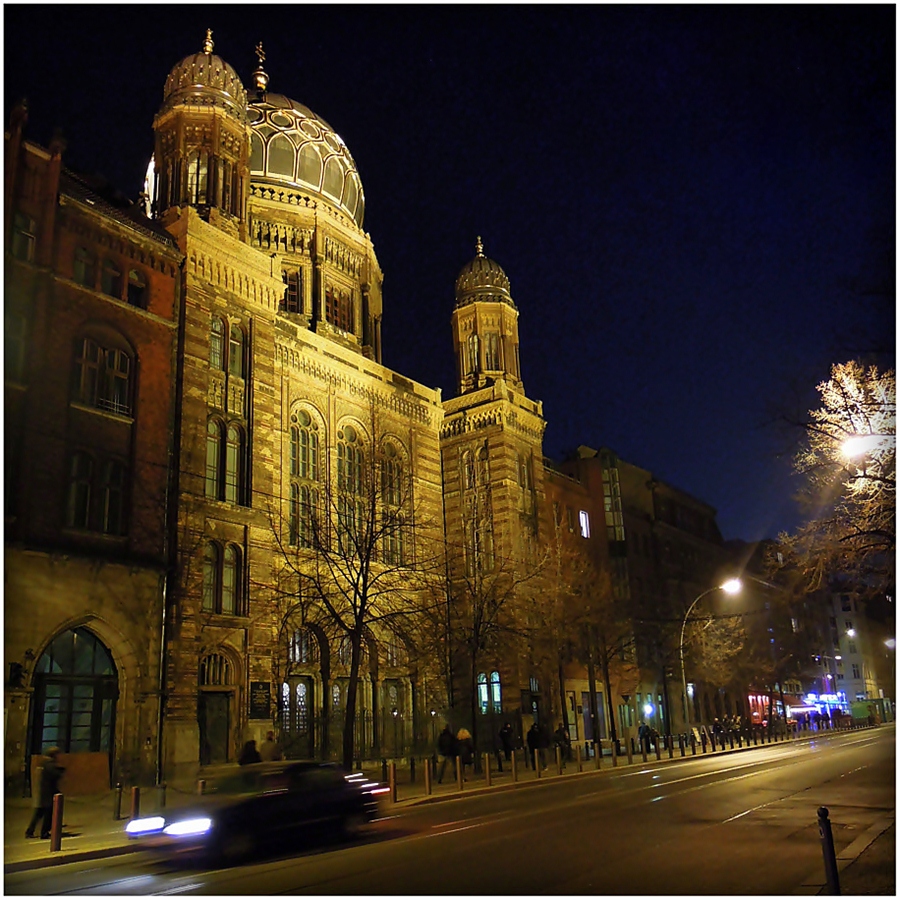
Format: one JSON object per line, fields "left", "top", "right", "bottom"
{"left": 161, "top": 30, "right": 248, "bottom": 122}
{"left": 454, "top": 237, "right": 514, "bottom": 309}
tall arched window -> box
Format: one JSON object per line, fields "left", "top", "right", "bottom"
{"left": 381, "top": 442, "right": 405, "bottom": 565}
{"left": 100, "top": 460, "right": 127, "bottom": 536}
{"left": 210, "top": 317, "right": 225, "bottom": 370}
{"left": 477, "top": 673, "right": 489, "bottom": 715}
{"left": 100, "top": 260, "right": 122, "bottom": 299}
{"left": 202, "top": 542, "right": 242, "bottom": 616}
{"left": 466, "top": 333, "right": 479, "bottom": 375}
{"left": 490, "top": 670, "right": 502, "bottom": 713}
{"left": 337, "top": 424, "right": 365, "bottom": 553}
{"left": 289, "top": 409, "right": 320, "bottom": 547}
{"left": 228, "top": 325, "right": 245, "bottom": 378}
{"left": 224, "top": 425, "right": 243, "bottom": 504}
{"left": 205, "top": 419, "right": 222, "bottom": 498}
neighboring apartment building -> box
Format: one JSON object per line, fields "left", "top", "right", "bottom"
{"left": 4, "top": 102, "right": 183, "bottom": 793}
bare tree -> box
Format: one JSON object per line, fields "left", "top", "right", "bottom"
{"left": 264, "top": 405, "right": 446, "bottom": 770}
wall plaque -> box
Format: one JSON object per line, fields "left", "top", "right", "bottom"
{"left": 249, "top": 681, "right": 271, "bottom": 720}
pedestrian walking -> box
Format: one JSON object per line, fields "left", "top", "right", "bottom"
{"left": 554, "top": 722, "right": 571, "bottom": 762}
{"left": 456, "top": 728, "right": 474, "bottom": 779}
{"left": 25, "top": 747, "right": 65, "bottom": 839}
{"left": 499, "top": 722, "right": 514, "bottom": 762}
{"left": 238, "top": 739, "right": 262, "bottom": 765}
{"left": 436, "top": 724, "right": 457, "bottom": 783}
{"left": 259, "top": 730, "right": 283, "bottom": 762}
{"left": 526, "top": 722, "right": 540, "bottom": 769}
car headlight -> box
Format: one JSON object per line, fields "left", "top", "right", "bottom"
{"left": 162, "top": 817, "right": 212, "bottom": 837}
{"left": 126, "top": 816, "right": 166, "bottom": 835}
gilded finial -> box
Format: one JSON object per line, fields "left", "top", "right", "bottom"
{"left": 253, "top": 41, "right": 270, "bottom": 94}
{"left": 203, "top": 29, "right": 214, "bottom": 55}
{"left": 475, "top": 236, "right": 484, "bottom": 257}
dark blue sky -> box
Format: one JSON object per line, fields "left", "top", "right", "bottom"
{"left": 5, "top": 5, "right": 894, "bottom": 541}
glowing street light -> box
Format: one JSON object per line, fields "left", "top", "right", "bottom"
{"left": 680, "top": 579, "right": 743, "bottom": 729}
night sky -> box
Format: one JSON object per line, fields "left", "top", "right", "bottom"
{"left": 5, "top": 5, "right": 894, "bottom": 542}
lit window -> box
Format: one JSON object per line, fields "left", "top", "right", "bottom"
{"left": 477, "top": 673, "right": 489, "bottom": 715}
{"left": 205, "top": 420, "right": 222, "bottom": 498}
{"left": 229, "top": 325, "right": 245, "bottom": 377}
{"left": 490, "top": 670, "right": 502, "bottom": 713}
{"left": 210, "top": 318, "right": 225, "bottom": 370}
{"left": 579, "top": 510, "right": 591, "bottom": 538}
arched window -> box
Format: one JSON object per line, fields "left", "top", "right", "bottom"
{"left": 228, "top": 324, "right": 245, "bottom": 378}
{"left": 381, "top": 443, "right": 405, "bottom": 565}
{"left": 298, "top": 144, "right": 321, "bottom": 186}
{"left": 205, "top": 419, "right": 222, "bottom": 498}
{"left": 323, "top": 157, "right": 343, "bottom": 199}
{"left": 186, "top": 150, "right": 208, "bottom": 204}
{"left": 210, "top": 317, "right": 225, "bottom": 370}
{"left": 466, "top": 333, "right": 479, "bottom": 375}
{"left": 461, "top": 450, "right": 475, "bottom": 491}
{"left": 268, "top": 134, "right": 295, "bottom": 178}
{"left": 221, "top": 545, "right": 239, "bottom": 615}
{"left": 337, "top": 636, "right": 352, "bottom": 666}
{"left": 484, "top": 332, "right": 500, "bottom": 370}
{"left": 202, "top": 542, "right": 242, "bottom": 616}
{"left": 249, "top": 134, "right": 264, "bottom": 174}
{"left": 101, "top": 260, "right": 122, "bottom": 299}
{"left": 490, "top": 670, "right": 502, "bottom": 713}
{"left": 282, "top": 269, "right": 302, "bottom": 314}
{"left": 65, "top": 451, "right": 129, "bottom": 535}
{"left": 127, "top": 269, "right": 148, "bottom": 309}
{"left": 337, "top": 424, "right": 365, "bottom": 553}
{"left": 477, "top": 673, "right": 489, "bottom": 715}
{"left": 73, "top": 247, "right": 95, "bottom": 288}
{"left": 202, "top": 542, "right": 219, "bottom": 612}
{"left": 224, "top": 424, "right": 243, "bottom": 504}
{"left": 74, "top": 337, "right": 133, "bottom": 416}
{"left": 289, "top": 409, "right": 320, "bottom": 548}
{"left": 478, "top": 445, "right": 490, "bottom": 484}
{"left": 199, "top": 653, "right": 232, "bottom": 686}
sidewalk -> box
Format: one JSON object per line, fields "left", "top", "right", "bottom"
{"left": 5, "top": 724, "right": 894, "bottom": 893}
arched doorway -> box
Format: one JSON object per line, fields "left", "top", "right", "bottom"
{"left": 29, "top": 627, "right": 118, "bottom": 784}
{"left": 198, "top": 653, "right": 234, "bottom": 765}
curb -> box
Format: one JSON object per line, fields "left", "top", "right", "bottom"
{"left": 4, "top": 843, "right": 140, "bottom": 874}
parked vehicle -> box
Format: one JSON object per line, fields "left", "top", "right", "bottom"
{"left": 125, "top": 762, "right": 388, "bottom": 864}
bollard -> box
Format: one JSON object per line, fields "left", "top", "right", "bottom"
{"left": 382, "top": 758, "right": 388, "bottom": 782}
{"left": 701, "top": 733, "right": 708, "bottom": 753}
{"left": 729, "top": 733, "right": 735, "bottom": 750}
{"left": 157, "top": 781, "right": 167, "bottom": 809}
{"left": 49, "top": 793, "right": 64, "bottom": 853}
{"left": 817, "top": 807, "right": 841, "bottom": 895}
{"left": 625, "top": 738, "right": 633, "bottom": 765}
{"left": 534, "top": 749, "right": 541, "bottom": 778}
{"left": 130, "top": 786, "right": 141, "bottom": 820}
{"left": 667, "top": 735, "right": 674, "bottom": 759}
{"left": 456, "top": 755, "right": 464, "bottom": 791}
{"left": 389, "top": 761, "right": 397, "bottom": 803}
{"left": 596, "top": 740, "right": 603, "bottom": 769}
{"left": 410, "top": 757, "right": 416, "bottom": 784}
{"left": 640, "top": 738, "right": 648, "bottom": 763}
{"left": 512, "top": 748, "right": 518, "bottom": 783}
{"left": 654, "top": 737, "right": 661, "bottom": 761}
{"left": 690, "top": 734, "right": 696, "bottom": 755}
{"left": 197, "top": 778, "right": 206, "bottom": 795}
{"left": 484, "top": 753, "right": 492, "bottom": 787}
{"left": 424, "top": 757, "right": 433, "bottom": 795}
{"left": 678, "top": 734, "right": 685, "bottom": 757}
{"left": 556, "top": 745, "right": 563, "bottom": 775}
{"left": 576, "top": 744, "right": 583, "bottom": 773}
{"left": 114, "top": 782, "right": 123, "bottom": 820}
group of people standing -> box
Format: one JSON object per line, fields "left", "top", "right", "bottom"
{"left": 436, "top": 720, "right": 573, "bottom": 780}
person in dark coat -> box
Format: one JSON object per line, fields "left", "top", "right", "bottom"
{"left": 527, "top": 722, "right": 544, "bottom": 769}
{"left": 238, "top": 739, "right": 262, "bottom": 765}
{"left": 25, "top": 747, "right": 65, "bottom": 839}
{"left": 554, "top": 723, "right": 572, "bottom": 761}
{"left": 499, "top": 722, "right": 514, "bottom": 762}
{"left": 436, "top": 724, "right": 457, "bottom": 783}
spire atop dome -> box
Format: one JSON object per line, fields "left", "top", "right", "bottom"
{"left": 203, "top": 28, "right": 214, "bottom": 55}
{"left": 475, "top": 236, "right": 484, "bottom": 258}
{"left": 252, "top": 41, "right": 269, "bottom": 96}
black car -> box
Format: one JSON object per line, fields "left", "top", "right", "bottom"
{"left": 125, "top": 761, "right": 388, "bottom": 863}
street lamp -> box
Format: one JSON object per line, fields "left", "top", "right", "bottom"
{"left": 680, "top": 579, "right": 743, "bottom": 730}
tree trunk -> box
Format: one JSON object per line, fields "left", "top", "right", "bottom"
{"left": 586, "top": 634, "right": 601, "bottom": 749}
{"left": 598, "top": 631, "right": 619, "bottom": 746}
{"left": 342, "top": 634, "right": 361, "bottom": 770}
{"left": 558, "top": 654, "right": 569, "bottom": 735}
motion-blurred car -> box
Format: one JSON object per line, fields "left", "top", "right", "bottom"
{"left": 125, "top": 761, "right": 388, "bottom": 863}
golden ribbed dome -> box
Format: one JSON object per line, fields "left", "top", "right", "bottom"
{"left": 455, "top": 237, "right": 514, "bottom": 309}
{"left": 162, "top": 30, "right": 248, "bottom": 122}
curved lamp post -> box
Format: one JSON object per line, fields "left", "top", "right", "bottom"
{"left": 680, "top": 579, "right": 743, "bottom": 730}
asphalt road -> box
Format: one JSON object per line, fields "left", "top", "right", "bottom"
{"left": 6, "top": 729, "right": 893, "bottom": 895}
